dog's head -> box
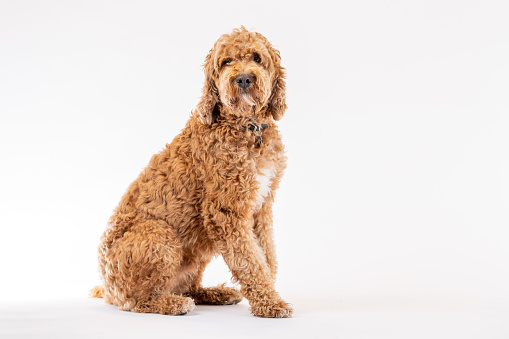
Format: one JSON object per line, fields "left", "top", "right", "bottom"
{"left": 197, "top": 27, "right": 286, "bottom": 124}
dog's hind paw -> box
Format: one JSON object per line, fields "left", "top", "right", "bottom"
{"left": 130, "top": 295, "right": 196, "bottom": 315}
{"left": 187, "top": 284, "right": 243, "bottom": 305}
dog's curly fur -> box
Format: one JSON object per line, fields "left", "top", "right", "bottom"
{"left": 91, "top": 27, "right": 292, "bottom": 318}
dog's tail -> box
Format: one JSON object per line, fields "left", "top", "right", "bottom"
{"left": 89, "top": 285, "right": 105, "bottom": 298}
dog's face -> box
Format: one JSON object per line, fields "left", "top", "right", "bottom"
{"left": 197, "top": 27, "right": 286, "bottom": 124}
{"left": 214, "top": 37, "right": 274, "bottom": 114}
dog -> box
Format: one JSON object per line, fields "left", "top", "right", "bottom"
{"left": 90, "top": 27, "right": 292, "bottom": 318}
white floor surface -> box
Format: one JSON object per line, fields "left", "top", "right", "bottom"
{"left": 1, "top": 294, "right": 508, "bottom": 339}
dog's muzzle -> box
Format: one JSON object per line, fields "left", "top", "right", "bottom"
{"left": 236, "top": 73, "right": 253, "bottom": 89}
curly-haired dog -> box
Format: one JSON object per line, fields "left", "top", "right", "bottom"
{"left": 90, "top": 27, "right": 292, "bottom": 318}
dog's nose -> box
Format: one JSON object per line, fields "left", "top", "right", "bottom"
{"left": 236, "top": 73, "right": 253, "bottom": 89}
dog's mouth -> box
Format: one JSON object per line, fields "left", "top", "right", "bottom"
{"left": 240, "top": 92, "right": 256, "bottom": 106}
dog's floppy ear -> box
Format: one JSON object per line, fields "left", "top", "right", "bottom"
{"left": 267, "top": 47, "right": 287, "bottom": 121}
{"left": 197, "top": 49, "right": 219, "bottom": 125}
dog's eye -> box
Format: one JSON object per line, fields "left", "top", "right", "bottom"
{"left": 222, "top": 58, "right": 232, "bottom": 67}
{"left": 253, "top": 54, "right": 261, "bottom": 63}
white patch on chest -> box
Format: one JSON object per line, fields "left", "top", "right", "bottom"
{"left": 254, "top": 166, "right": 276, "bottom": 210}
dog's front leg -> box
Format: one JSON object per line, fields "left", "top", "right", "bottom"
{"left": 253, "top": 202, "right": 278, "bottom": 282}
{"left": 203, "top": 199, "right": 292, "bottom": 318}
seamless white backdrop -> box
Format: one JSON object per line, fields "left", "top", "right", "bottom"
{"left": 1, "top": 1, "right": 508, "bottom": 338}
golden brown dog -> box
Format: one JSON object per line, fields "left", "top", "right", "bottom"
{"left": 90, "top": 27, "right": 292, "bottom": 318}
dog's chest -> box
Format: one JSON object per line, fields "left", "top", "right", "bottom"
{"left": 253, "top": 165, "right": 276, "bottom": 210}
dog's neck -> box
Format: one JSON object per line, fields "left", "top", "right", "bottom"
{"left": 213, "top": 103, "right": 270, "bottom": 125}
{"left": 210, "top": 103, "right": 272, "bottom": 147}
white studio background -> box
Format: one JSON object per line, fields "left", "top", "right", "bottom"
{"left": 1, "top": 1, "right": 508, "bottom": 338}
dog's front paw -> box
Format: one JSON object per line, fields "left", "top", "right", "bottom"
{"left": 250, "top": 297, "right": 293, "bottom": 318}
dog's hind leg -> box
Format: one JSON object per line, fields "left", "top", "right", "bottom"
{"left": 187, "top": 283, "right": 243, "bottom": 305}
{"left": 131, "top": 293, "right": 195, "bottom": 315}
{"left": 183, "top": 258, "right": 243, "bottom": 305}
{"left": 100, "top": 217, "right": 195, "bottom": 315}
